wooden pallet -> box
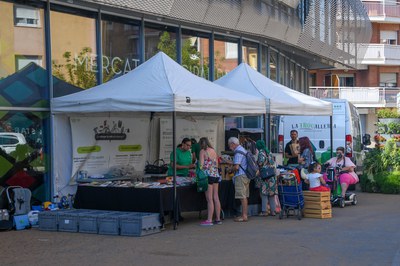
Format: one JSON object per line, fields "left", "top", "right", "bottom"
{"left": 303, "top": 191, "right": 330, "bottom": 202}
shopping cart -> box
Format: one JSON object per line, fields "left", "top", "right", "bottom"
{"left": 277, "top": 170, "right": 304, "bottom": 220}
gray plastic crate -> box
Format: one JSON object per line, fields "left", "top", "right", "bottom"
{"left": 98, "top": 212, "right": 131, "bottom": 236}
{"left": 58, "top": 209, "right": 93, "bottom": 232}
{"left": 78, "top": 210, "right": 109, "bottom": 234}
{"left": 38, "top": 211, "right": 60, "bottom": 231}
{"left": 120, "top": 212, "right": 161, "bottom": 237}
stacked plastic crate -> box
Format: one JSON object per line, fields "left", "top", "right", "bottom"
{"left": 38, "top": 209, "right": 162, "bottom": 236}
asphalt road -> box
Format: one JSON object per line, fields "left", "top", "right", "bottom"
{"left": 2, "top": 190, "right": 400, "bottom": 266}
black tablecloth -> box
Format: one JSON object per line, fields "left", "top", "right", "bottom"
{"left": 74, "top": 180, "right": 260, "bottom": 224}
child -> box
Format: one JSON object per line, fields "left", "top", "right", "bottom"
{"left": 305, "top": 162, "right": 330, "bottom": 192}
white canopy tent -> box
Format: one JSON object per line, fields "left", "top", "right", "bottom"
{"left": 51, "top": 52, "right": 266, "bottom": 228}
{"left": 214, "top": 62, "right": 333, "bottom": 155}
{"left": 52, "top": 54, "right": 266, "bottom": 114}
{"left": 214, "top": 63, "right": 333, "bottom": 116}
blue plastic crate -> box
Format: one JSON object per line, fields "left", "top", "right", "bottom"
{"left": 78, "top": 210, "right": 109, "bottom": 234}
{"left": 98, "top": 211, "right": 131, "bottom": 236}
{"left": 38, "top": 211, "right": 61, "bottom": 231}
{"left": 58, "top": 209, "right": 93, "bottom": 232}
{"left": 119, "top": 212, "right": 161, "bottom": 237}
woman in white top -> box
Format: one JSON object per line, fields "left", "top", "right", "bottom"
{"left": 305, "top": 162, "right": 330, "bottom": 192}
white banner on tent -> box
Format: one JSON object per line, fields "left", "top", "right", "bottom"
{"left": 70, "top": 116, "right": 149, "bottom": 178}
{"left": 159, "top": 116, "right": 221, "bottom": 163}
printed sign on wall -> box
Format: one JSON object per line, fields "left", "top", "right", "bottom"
{"left": 159, "top": 117, "right": 221, "bottom": 162}
{"left": 70, "top": 116, "right": 149, "bottom": 178}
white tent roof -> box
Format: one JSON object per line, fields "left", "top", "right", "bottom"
{"left": 52, "top": 52, "right": 266, "bottom": 115}
{"left": 215, "top": 63, "right": 333, "bottom": 115}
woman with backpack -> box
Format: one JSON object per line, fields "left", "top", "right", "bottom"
{"left": 255, "top": 140, "right": 278, "bottom": 216}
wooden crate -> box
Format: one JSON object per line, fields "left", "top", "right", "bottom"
{"left": 303, "top": 212, "right": 332, "bottom": 219}
{"left": 303, "top": 191, "right": 332, "bottom": 219}
{"left": 303, "top": 191, "right": 330, "bottom": 202}
{"left": 303, "top": 208, "right": 332, "bottom": 215}
{"left": 304, "top": 201, "right": 331, "bottom": 210}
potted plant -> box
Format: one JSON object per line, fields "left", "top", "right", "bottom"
{"left": 377, "top": 108, "right": 400, "bottom": 124}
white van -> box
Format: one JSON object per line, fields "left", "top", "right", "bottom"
{"left": 278, "top": 99, "right": 368, "bottom": 174}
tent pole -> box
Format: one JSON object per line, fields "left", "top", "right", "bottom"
{"left": 172, "top": 111, "right": 178, "bottom": 230}
{"left": 330, "top": 115, "right": 333, "bottom": 158}
{"left": 267, "top": 114, "right": 271, "bottom": 151}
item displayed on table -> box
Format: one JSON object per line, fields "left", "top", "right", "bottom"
{"left": 144, "top": 159, "right": 168, "bottom": 175}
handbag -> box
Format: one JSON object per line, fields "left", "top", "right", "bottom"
{"left": 144, "top": 159, "right": 168, "bottom": 175}
{"left": 196, "top": 167, "right": 208, "bottom": 192}
{"left": 260, "top": 166, "right": 276, "bottom": 179}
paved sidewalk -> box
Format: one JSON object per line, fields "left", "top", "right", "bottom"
{"left": 2, "top": 191, "right": 400, "bottom": 266}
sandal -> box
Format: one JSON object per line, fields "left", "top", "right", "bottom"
{"left": 258, "top": 212, "right": 268, "bottom": 217}
{"left": 234, "top": 217, "right": 248, "bottom": 222}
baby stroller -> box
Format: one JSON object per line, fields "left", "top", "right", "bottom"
{"left": 277, "top": 169, "right": 304, "bottom": 220}
{"left": 326, "top": 167, "right": 357, "bottom": 208}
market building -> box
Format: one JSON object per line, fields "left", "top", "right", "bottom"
{"left": 0, "top": 0, "right": 371, "bottom": 201}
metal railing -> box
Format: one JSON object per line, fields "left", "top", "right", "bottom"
{"left": 309, "top": 86, "right": 400, "bottom": 107}
{"left": 358, "top": 44, "right": 400, "bottom": 64}
{"left": 363, "top": 1, "right": 400, "bottom": 18}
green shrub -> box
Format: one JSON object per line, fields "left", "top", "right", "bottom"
{"left": 360, "top": 173, "right": 378, "bottom": 193}
{"left": 363, "top": 148, "right": 384, "bottom": 175}
{"left": 372, "top": 171, "right": 389, "bottom": 192}
{"left": 377, "top": 108, "right": 400, "bottom": 118}
{"left": 379, "top": 171, "right": 400, "bottom": 194}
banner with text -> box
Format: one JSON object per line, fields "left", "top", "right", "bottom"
{"left": 70, "top": 116, "right": 149, "bottom": 178}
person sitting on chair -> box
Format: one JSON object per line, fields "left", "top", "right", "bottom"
{"left": 324, "top": 147, "right": 359, "bottom": 198}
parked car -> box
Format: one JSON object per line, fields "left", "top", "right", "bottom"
{"left": 0, "top": 132, "right": 27, "bottom": 154}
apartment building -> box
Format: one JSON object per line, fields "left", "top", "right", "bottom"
{"left": 310, "top": 0, "right": 400, "bottom": 138}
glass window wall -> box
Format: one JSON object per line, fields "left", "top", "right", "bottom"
{"left": 279, "top": 54, "right": 285, "bottom": 85}
{"left": 269, "top": 49, "right": 277, "bottom": 81}
{"left": 51, "top": 8, "right": 97, "bottom": 89}
{"left": 101, "top": 15, "right": 140, "bottom": 82}
{"left": 214, "top": 36, "right": 238, "bottom": 80}
{"left": 242, "top": 41, "right": 258, "bottom": 70}
{"left": 289, "top": 61, "right": 295, "bottom": 89}
{"left": 145, "top": 23, "right": 177, "bottom": 61}
{"left": 261, "top": 46, "right": 268, "bottom": 76}
{"left": 0, "top": 1, "right": 48, "bottom": 202}
{"left": 181, "top": 29, "right": 210, "bottom": 80}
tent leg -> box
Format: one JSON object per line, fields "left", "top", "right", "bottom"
{"left": 172, "top": 111, "right": 178, "bottom": 230}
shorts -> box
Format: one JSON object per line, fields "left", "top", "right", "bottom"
{"left": 339, "top": 173, "right": 358, "bottom": 185}
{"left": 208, "top": 176, "right": 220, "bottom": 185}
{"left": 234, "top": 174, "right": 250, "bottom": 199}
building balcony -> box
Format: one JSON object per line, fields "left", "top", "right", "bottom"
{"left": 358, "top": 43, "right": 400, "bottom": 65}
{"left": 363, "top": 1, "right": 400, "bottom": 22}
{"left": 309, "top": 86, "right": 400, "bottom": 108}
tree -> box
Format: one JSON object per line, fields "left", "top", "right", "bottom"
{"left": 53, "top": 47, "right": 120, "bottom": 89}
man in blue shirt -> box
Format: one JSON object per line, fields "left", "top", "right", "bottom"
{"left": 228, "top": 137, "right": 250, "bottom": 222}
